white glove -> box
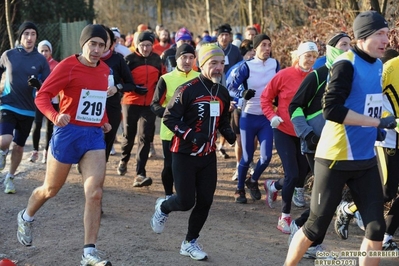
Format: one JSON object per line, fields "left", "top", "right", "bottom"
{"left": 270, "top": 116, "right": 283, "bottom": 128}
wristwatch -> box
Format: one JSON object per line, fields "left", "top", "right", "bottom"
{"left": 116, "top": 84, "right": 123, "bottom": 91}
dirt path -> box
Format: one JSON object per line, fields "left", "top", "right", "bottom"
{"left": 0, "top": 119, "right": 398, "bottom": 265}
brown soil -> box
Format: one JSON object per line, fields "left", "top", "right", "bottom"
{"left": 0, "top": 118, "right": 398, "bottom": 265}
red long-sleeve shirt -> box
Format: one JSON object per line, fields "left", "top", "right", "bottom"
{"left": 35, "top": 55, "right": 109, "bottom": 127}
{"left": 261, "top": 65, "right": 311, "bottom": 136}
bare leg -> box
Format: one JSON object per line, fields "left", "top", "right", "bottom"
{"left": 359, "top": 238, "right": 382, "bottom": 266}
{"left": 80, "top": 149, "right": 106, "bottom": 245}
{"left": 9, "top": 143, "right": 24, "bottom": 175}
{"left": 26, "top": 150, "right": 71, "bottom": 216}
{"left": 0, "top": 134, "right": 13, "bottom": 151}
{"left": 284, "top": 228, "right": 312, "bottom": 266}
{"left": 235, "top": 134, "right": 242, "bottom": 164}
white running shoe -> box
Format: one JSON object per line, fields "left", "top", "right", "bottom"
{"left": 354, "top": 211, "right": 365, "bottom": 231}
{"left": 150, "top": 198, "right": 168, "bottom": 233}
{"left": 277, "top": 216, "right": 291, "bottom": 234}
{"left": 0, "top": 149, "right": 8, "bottom": 170}
{"left": 288, "top": 220, "right": 300, "bottom": 245}
{"left": 264, "top": 180, "right": 278, "bottom": 209}
{"left": 4, "top": 175, "right": 16, "bottom": 194}
{"left": 180, "top": 239, "right": 208, "bottom": 261}
{"left": 28, "top": 150, "right": 39, "bottom": 163}
{"left": 292, "top": 187, "right": 306, "bottom": 207}
{"left": 17, "top": 209, "right": 33, "bottom": 246}
{"left": 80, "top": 249, "right": 112, "bottom": 266}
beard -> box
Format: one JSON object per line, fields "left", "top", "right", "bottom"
{"left": 211, "top": 75, "right": 221, "bottom": 84}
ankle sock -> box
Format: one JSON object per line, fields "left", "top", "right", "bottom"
{"left": 83, "top": 244, "right": 96, "bottom": 257}
{"left": 22, "top": 210, "right": 34, "bottom": 222}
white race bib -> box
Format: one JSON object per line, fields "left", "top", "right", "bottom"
{"left": 363, "top": 93, "right": 383, "bottom": 118}
{"left": 75, "top": 89, "right": 107, "bottom": 123}
{"left": 210, "top": 101, "right": 220, "bottom": 117}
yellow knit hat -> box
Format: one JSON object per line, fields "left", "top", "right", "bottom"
{"left": 198, "top": 43, "right": 224, "bottom": 67}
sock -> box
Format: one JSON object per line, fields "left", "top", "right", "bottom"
{"left": 22, "top": 210, "right": 34, "bottom": 222}
{"left": 218, "top": 143, "right": 223, "bottom": 150}
{"left": 282, "top": 213, "right": 290, "bottom": 218}
{"left": 383, "top": 233, "right": 392, "bottom": 244}
{"left": 6, "top": 172, "right": 14, "bottom": 179}
{"left": 344, "top": 203, "right": 354, "bottom": 215}
{"left": 83, "top": 244, "right": 96, "bottom": 257}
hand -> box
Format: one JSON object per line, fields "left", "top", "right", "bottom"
{"left": 134, "top": 85, "right": 148, "bottom": 95}
{"left": 185, "top": 130, "right": 208, "bottom": 147}
{"left": 28, "top": 77, "right": 42, "bottom": 90}
{"left": 220, "top": 127, "right": 236, "bottom": 145}
{"left": 270, "top": 116, "right": 283, "bottom": 128}
{"left": 107, "top": 86, "right": 118, "bottom": 97}
{"left": 102, "top": 123, "right": 112, "bottom": 133}
{"left": 55, "top": 113, "right": 71, "bottom": 127}
{"left": 378, "top": 116, "right": 396, "bottom": 129}
{"left": 242, "top": 89, "right": 256, "bottom": 100}
{"left": 305, "top": 131, "right": 319, "bottom": 150}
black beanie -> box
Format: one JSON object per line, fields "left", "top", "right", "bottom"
{"left": 18, "top": 21, "right": 38, "bottom": 41}
{"left": 217, "top": 24, "right": 232, "bottom": 36}
{"left": 353, "top": 11, "right": 388, "bottom": 40}
{"left": 175, "top": 43, "right": 196, "bottom": 59}
{"left": 327, "top": 32, "right": 351, "bottom": 47}
{"left": 239, "top": 40, "right": 254, "bottom": 56}
{"left": 79, "top": 24, "right": 108, "bottom": 48}
{"left": 138, "top": 31, "right": 155, "bottom": 44}
{"left": 253, "top": 34, "right": 271, "bottom": 49}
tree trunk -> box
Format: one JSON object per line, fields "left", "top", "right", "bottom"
{"left": 157, "top": 0, "right": 162, "bottom": 25}
{"left": 381, "top": 0, "right": 388, "bottom": 16}
{"left": 5, "top": 0, "right": 14, "bottom": 48}
{"left": 248, "top": 0, "right": 253, "bottom": 26}
{"left": 205, "top": 0, "right": 212, "bottom": 32}
{"left": 369, "top": 0, "right": 381, "bottom": 13}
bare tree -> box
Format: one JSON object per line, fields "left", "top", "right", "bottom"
{"left": 5, "top": 0, "right": 14, "bottom": 48}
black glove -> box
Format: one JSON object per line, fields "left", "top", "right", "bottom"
{"left": 134, "top": 85, "right": 148, "bottom": 95}
{"left": 378, "top": 116, "right": 396, "bottom": 129}
{"left": 376, "top": 129, "right": 387, "bottom": 141}
{"left": 185, "top": 131, "right": 208, "bottom": 147}
{"left": 28, "top": 77, "right": 42, "bottom": 90}
{"left": 242, "top": 89, "right": 256, "bottom": 100}
{"left": 220, "top": 127, "right": 236, "bottom": 145}
{"left": 305, "top": 131, "right": 319, "bottom": 151}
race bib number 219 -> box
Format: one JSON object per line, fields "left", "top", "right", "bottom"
{"left": 75, "top": 89, "right": 107, "bottom": 123}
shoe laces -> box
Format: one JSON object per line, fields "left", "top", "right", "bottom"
{"left": 185, "top": 239, "right": 204, "bottom": 253}
{"left": 154, "top": 208, "right": 168, "bottom": 225}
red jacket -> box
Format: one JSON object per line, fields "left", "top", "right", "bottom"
{"left": 123, "top": 50, "right": 164, "bottom": 106}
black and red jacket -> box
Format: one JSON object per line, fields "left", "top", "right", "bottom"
{"left": 163, "top": 74, "right": 232, "bottom": 156}
{"left": 123, "top": 50, "right": 163, "bottom": 106}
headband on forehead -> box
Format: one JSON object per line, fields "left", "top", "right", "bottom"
{"left": 296, "top": 42, "right": 318, "bottom": 56}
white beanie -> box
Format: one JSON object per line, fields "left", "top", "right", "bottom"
{"left": 296, "top": 42, "right": 318, "bottom": 56}
{"left": 38, "top": 40, "right": 52, "bottom": 53}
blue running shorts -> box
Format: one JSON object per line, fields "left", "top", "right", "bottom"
{"left": 50, "top": 123, "right": 105, "bottom": 164}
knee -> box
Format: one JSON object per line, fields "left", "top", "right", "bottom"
{"left": 39, "top": 185, "right": 60, "bottom": 199}
{"left": 12, "top": 143, "right": 24, "bottom": 152}
{"left": 259, "top": 155, "right": 271, "bottom": 165}
{"left": 303, "top": 215, "right": 331, "bottom": 242}
{"left": 85, "top": 187, "right": 103, "bottom": 202}
{"left": 178, "top": 197, "right": 195, "bottom": 211}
